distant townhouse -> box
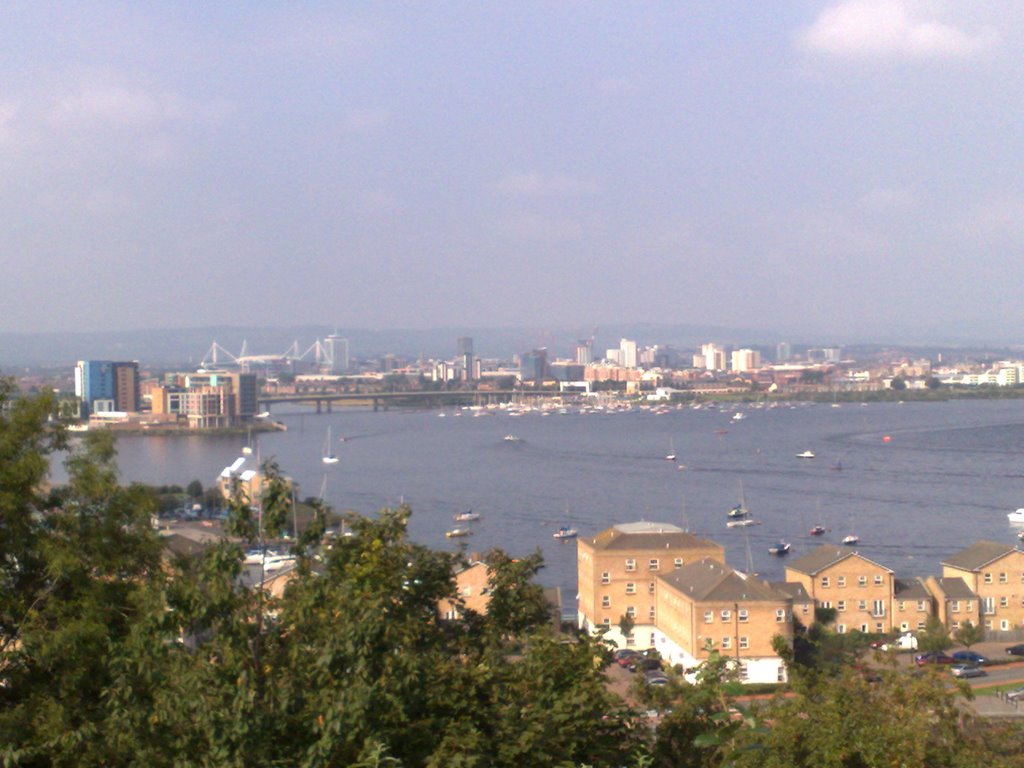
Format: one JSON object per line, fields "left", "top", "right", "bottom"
{"left": 655, "top": 558, "right": 793, "bottom": 684}
{"left": 577, "top": 522, "right": 724, "bottom": 649}
{"left": 941, "top": 541, "right": 1024, "bottom": 636}
{"left": 784, "top": 545, "right": 896, "bottom": 634}
{"left": 923, "top": 576, "right": 980, "bottom": 631}
{"left": 892, "top": 577, "right": 934, "bottom": 634}
{"left": 438, "top": 560, "right": 491, "bottom": 620}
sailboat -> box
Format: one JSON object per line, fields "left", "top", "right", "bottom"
{"left": 241, "top": 427, "right": 253, "bottom": 456}
{"left": 665, "top": 438, "right": 676, "bottom": 461}
{"left": 322, "top": 426, "right": 340, "bottom": 464}
{"left": 727, "top": 480, "right": 748, "bottom": 518}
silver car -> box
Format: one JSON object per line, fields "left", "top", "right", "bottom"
{"left": 950, "top": 664, "right": 986, "bottom": 679}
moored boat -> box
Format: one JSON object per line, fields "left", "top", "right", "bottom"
{"left": 768, "top": 540, "right": 791, "bottom": 556}
{"left": 446, "top": 527, "right": 472, "bottom": 538}
{"left": 809, "top": 525, "right": 826, "bottom": 536}
{"left": 553, "top": 526, "right": 578, "bottom": 540}
{"left": 726, "top": 518, "right": 759, "bottom": 528}
{"left": 1008, "top": 509, "right": 1024, "bottom": 524}
{"left": 842, "top": 534, "right": 860, "bottom": 546}
{"left": 796, "top": 450, "right": 816, "bottom": 459}
{"left": 453, "top": 510, "right": 480, "bottom": 522}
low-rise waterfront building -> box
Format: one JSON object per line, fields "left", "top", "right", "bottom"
{"left": 923, "top": 576, "right": 979, "bottom": 631}
{"left": 577, "top": 522, "right": 724, "bottom": 649}
{"left": 655, "top": 558, "right": 793, "bottom": 684}
{"left": 784, "top": 545, "right": 896, "bottom": 635}
{"left": 941, "top": 541, "right": 1024, "bottom": 636}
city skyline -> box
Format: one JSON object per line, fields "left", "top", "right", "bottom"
{"left": 2, "top": 3, "right": 1023, "bottom": 341}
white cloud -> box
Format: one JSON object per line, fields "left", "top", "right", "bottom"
{"left": 50, "top": 83, "right": 231, "bottom": 130}
{"left": 960, "top": 197, "right": 1024, "bottom": 240}
{"left": 492, "top": 171, "right": 601, "bottom": 197}
{"left": 859, "top": 186, "right": 915, "bottom": 211}
{"left": 797, "top": 1, "right": 997, "bottom": 59}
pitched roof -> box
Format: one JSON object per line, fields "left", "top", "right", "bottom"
{"left": 941, "top": 541, "right": 1020, "bottom": 572}
{"left": 785, "top": 544, "right": 893, "bottom": 576}
{"left": 894, "top": 577, "right": 930, "bottom": 600}
{"left": 770, "top": 581, "right": 812, "bottom": 603}
{"left": 161, "top": 533, "right": 210, "bottom": 559}
{"left": 585, "top": 521, "right": 721, "bottom": 552}
{"left": 929, "top": 576, "right": 977, "bottom": 601}
{"left": 660, "top": 559, "right": 788, "bottom": 603}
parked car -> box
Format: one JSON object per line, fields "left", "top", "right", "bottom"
{"left": 1006, "top": 644, "right": 1024, "bottom": 656}
{"left": 871, "top": 633, "right": 918, "bottom": 651}
{"left": 644, "top": 669, "right": 669, "bottom": 686}
{"left": 614, "top": 649, "right": 641, "bottom": 667}
{"left": 950, "top": 664, "right": 986, "bottom": 679}
{"left": 629, "top": 657, "right": 663, "bottom": 673}
{"left": 914, "top": 651, "right": 956, "bottom": 666}
{"left": 952, "top": 650, "right": 988, "bottom": 665}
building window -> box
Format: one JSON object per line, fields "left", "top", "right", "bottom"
{"left": 874, "top": 575, "right": 884, "bottom": 585}
{"left": 674, "top": 558, "right": 684, "bottom": 569}
{"left": 984, "top": 572, "right": 992, "bottom": 584}
{"left": 983, "top": 597, "right": 995, "bottom": 615}
{"left": 625, "top": 583, "right": 636, "bottom": 595}
{"left": 1001, "top": 619, "right": 1010, "bottom": 631}
{"left": 739, "top": 636, "right": 749, "bottom": 650}
{"left": 916, "top": 600, "right": 927, "bottom": 612}
{"left": 649, "top": 559, "right": 660, "bottom": 571}
{"left": 821, "top": 576, "right": 830, "bottom": 588}
{"left": 966, "top": 601, "right": 974, "bottom": 612}
{"left": 777, "top": 666, "right": 786, "bottom": 683}
{"left": 650, "top": 632, "right": 656, "bottom": 646}
{"left": 820, "top": 601, "right": 832, "bottom": 609}
{"left": 649, "top": 582, "right": 656, "bottom": 594}
{"left": 984, "top": 619, "right": 993, "bottom": 630}
{"left": 704, "top": 611, "right": 714, "bottom": 623}
{"left": 721, "top": 609, "right": 732, "bottom": 622}
{"left": 950, "top": 600, "right": 960, "bottom": 612}
{"left": 860, "top": 624, "right": 868, "bottom": 633}
{"left": 1000, "top": 596, "right": 1009, "bottom": 608}
{"left": 858, "top": 600, "right": 867, "bottom": 611}
{"left": 837, "top": 601, "right": 846, "bottom": 612}
{"left": 721, "top": 637, "right": 731, "bottom": 650}
{"left": 900, "top": 622, "right": 909, "bottom": 632}
{"left": 738, "top": 609, "right": 749, "bottom": 623}
{"left": 999, "top": 572, "right": 1008, "bottom": 584}
{"left": 775, "top": 608, "right": 786, "bottom": 622}
{"left": 602, "top": 596, "right": 611, "bottom": 608}
{"left": 602, "top": 618, "right": 611, "bottom": 627}
{"left": 626, "top": 635, "right": 636, "bottom": 646}
{"left": 625, "top": 559, "right": 636, "bottom": 572}
{"left": 649, "top": 606, "right": 656, "bottom": 621}
{"left": 739, "top": 663, "right": 749, "bottom": 681}
{"left": 898, "top": 601, "right": 906, "bottom": 611}
{"left": 601, "top": 572, "right": 610, "bottom": 585}
{"left": 873, "top": 600, "right": 886, "bottom": 617}
{"left": 626, "top": 606, "right": 636, "bottom": 619}
{"left": 951, "top": 620, "right": 960, "bottom": 630}
{"left": 858, "top": 576, "right": 867, "bottom": 587}
{"left": 837, "top": 624, "right": 846, "bottom": 634}
{"left": 837, "top": 575, "right": 846, "bottom": 587}
{"left": 875, "top": 622, "right": 884, "bottom": 632}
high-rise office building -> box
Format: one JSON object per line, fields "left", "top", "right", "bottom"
{"left": 76, "top": 360, "right": 139, "bottom": 416}
{"left": 575, "top": 339, "right": 593, "bottom": 366}
{"left": 520, "top": 348, "right": 548, "bottom": 387}
{"left": 730, "top": 349, "right": 761, "bottom": 373}
{"left": 324, "top": 334, "right": 350, "bottom": 373}
{"left": 619, "top": 338, "right": 638, "bottom": 369}
{"left": 776, "top": 342, "right": 792, "bottom": 363}
{"left": 457, "top": 336, "right": 474, "bottom": 381}
{"left": 700, "top": 343, "right": 726, "bottom": 371}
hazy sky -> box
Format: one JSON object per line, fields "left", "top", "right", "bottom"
{"left": 2, "top": 2, "right": 1022, "bottom": 342}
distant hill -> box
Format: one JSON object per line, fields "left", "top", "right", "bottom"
{"left": 0, "top": 322, "right": 781, "bottom": 369}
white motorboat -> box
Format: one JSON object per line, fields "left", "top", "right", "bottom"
{"left": 446, "top": 527, "right": 472, "bottom": 538}
{"left": 842, "top": 534, "right": 860, "bottom": 546}
{"left": 1008, "top": 509, "right": 1024, "bottom": 524}
{"left": 453, "top": 510, "right": 480, "bottom": 522}
{"left": 796, "top": 450, "right": 816, "bottom": 459}
{"left": 726, "top": 518, "right": 758, "bottom": 528}
{"left": 665, "top": 437, "right": 676, "bottom": 461}
{"left": 768, "top": 540, "right": 791, "bottom": 556}
{"left": 553, "top": 526, "right": 578, "bottom": 540}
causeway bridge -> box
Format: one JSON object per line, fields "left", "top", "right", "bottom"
{"left": 257, "top": 389, "right": 570, "bottom": 413}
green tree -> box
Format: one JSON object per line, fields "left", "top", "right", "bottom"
{"left": 890, "top": 375, "right": 908, "bottom": 391}
{"left": 917, "top": 616, "right": 952, "bottom": 653}
{"left": 952, "top": 619, "right": 984, "bottom": 650}
{"left": 186, "top": 479, "right": 204, "bottom": 499}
